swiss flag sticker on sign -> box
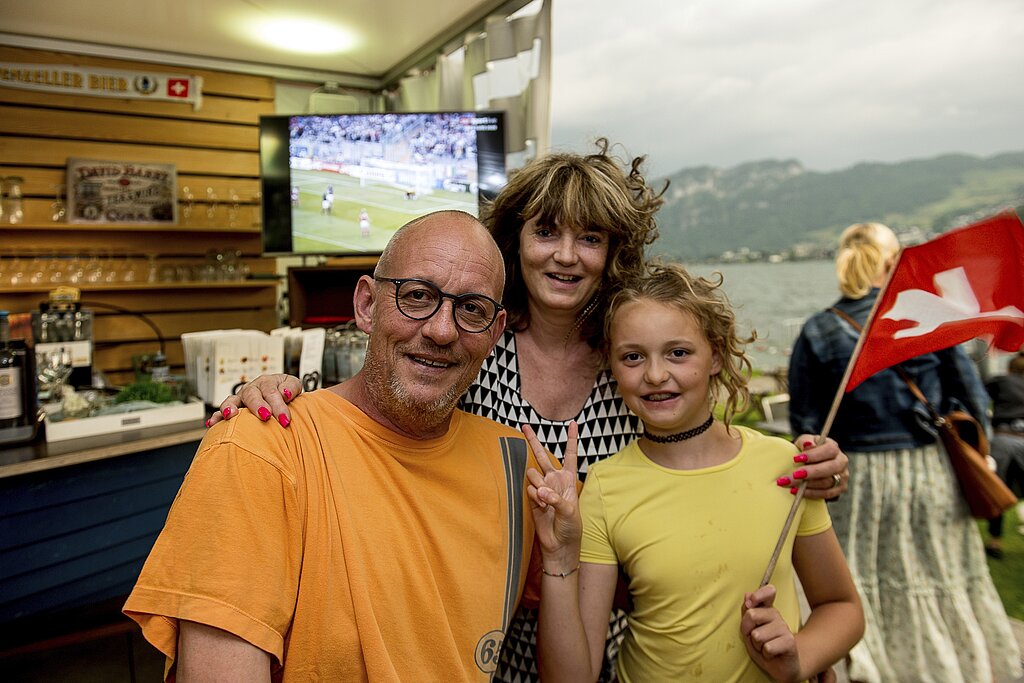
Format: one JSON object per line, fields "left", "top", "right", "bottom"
{"left": 167, "top": 78, "right": 190, "bottom": 98}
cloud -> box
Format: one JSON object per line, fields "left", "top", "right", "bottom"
{"left": 549, "top": 0, "right": 1024, "bottom": 176}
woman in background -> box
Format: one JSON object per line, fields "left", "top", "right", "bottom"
{"left": 214, "top": 141, "right": 851, "bottom": 682}
{"left": 788, "top": 222, "right": 1021, "bottom": 683}
{"left": 983, "top": 352, "right": 1024, "bottom": 558}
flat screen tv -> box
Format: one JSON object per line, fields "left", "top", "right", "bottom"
{"left": 259, "top": 111, "right": 507, "bottom": 256}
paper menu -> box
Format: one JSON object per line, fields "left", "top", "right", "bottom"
{"left": 181, "top": 329, "right": 285, "bottom": 405}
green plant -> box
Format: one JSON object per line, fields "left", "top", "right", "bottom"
{"left": 114, "top": 381, "right": 175, "bottom": 404}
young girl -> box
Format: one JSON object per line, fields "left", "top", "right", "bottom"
{"left": 524, "top": 263, "right": 863, "bottom": 682}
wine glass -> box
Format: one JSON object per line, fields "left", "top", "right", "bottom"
{"left": 251, "top": 190, "right": 262, "bottom": 227}
{"left": 182, "top": 186, "right": 194, "bottom": 225}
{"left": 84, "top": 252, "right": 104, "bottom": 283}
{"left": 51, "top": 184, "right": 67, "bottom": 222}
{"left": 122, "top": 254, "right": 140, "bottom": 283}
{"left": 205, "top": 186, "right": 218, "bottom": 225}
{"left": 146, "top": 253, "right": 159, "bottom": 283}
{"left": 46, "top": 254, "right": 66, "bottom": 284}
{"left": 65, "top": 253, "right": 85, "bottom": 284}
{"left": 227, "top": 187, "right": 240, "bottom": 227}
{"left": 102, "top": 253, "right": 121, "bottom": 283}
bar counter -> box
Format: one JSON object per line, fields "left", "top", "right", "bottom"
{"left": 0, "top": 421, "right": 207, "bottom": 625}
{"left": 0, "top": 422, "right": 206, "bottom": 479}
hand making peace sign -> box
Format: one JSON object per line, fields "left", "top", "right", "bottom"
{"left": 522, "top": 421, "right": 583, "bottom": 558}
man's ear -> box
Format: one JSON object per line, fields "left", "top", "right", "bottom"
{"left": 353, "top": 275, "right": 376, "bottom": 334}
{"left": 486, "top": 309, "right": 507, "bottom": 353}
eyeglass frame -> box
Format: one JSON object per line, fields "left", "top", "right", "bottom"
{"left": 373, "top": 276, "right": 504, "bottom": 333}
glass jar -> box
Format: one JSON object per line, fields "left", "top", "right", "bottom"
{"left": 3, "top": 176, "right": 24, "bottom": 224}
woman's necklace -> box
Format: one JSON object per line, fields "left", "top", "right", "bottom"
{"left": 642, "top": 414, "right": 715, "bottom": 443}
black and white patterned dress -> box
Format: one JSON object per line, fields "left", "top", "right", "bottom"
{"left": 459, "top": 330, "right": 641, "bottom": 682}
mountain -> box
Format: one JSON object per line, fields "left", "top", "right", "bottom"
{"left": 651, "top": 152, "right": 1024, "bottom": 261}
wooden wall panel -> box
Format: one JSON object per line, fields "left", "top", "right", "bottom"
{"left": 93, "top": 309, "right": 279, "bottom": 343}
{"left": 94, "top": 340, "right": 187, "bottom": 373}
{"left": 0, "top": 87, "right": 274, "bottom": 125}
{"left": 0, "top": 283, "right": 277, "bottom": 316}
{"left": 0, "top": 46, "right": 279, "bottom": 391}
{"left": 0, "top": 105, "right": 259, "bottom": 151}
{"left": 8, "top": 198, "right": 261, "bottom": 231}
{"left": 1, "top": 231, "right": 264, "bottom": 256}
{"left": 0, "top": 137, "right": 258, "bottom": 176}
{"left": 0, "top": 167, "right": 261, "bottom": 205}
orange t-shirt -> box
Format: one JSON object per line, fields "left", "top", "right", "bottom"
{"left": 124, "top": 390, "right": 540, "bottom": 681}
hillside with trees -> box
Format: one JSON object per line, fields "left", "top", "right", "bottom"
{"left": 652, "top": 152, "right": 1024, "bottom": 261}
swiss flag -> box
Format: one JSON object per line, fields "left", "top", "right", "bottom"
{"left": 845, "top": 212, "right": 1024, "bottom": 391}
{"left": 167, "top": 78, "right": 190, "bottom": 98}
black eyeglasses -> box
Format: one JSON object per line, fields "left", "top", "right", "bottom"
{"left": 374, "top": 277, "right": 504, "bottom": 333}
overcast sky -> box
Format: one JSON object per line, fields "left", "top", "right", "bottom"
{"left": 547, "top": 0, "right": 1024, "bottom": 178}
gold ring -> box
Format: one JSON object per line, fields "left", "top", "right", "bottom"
{"left": 832, "top": 473, "right": 842, "bottom": 487}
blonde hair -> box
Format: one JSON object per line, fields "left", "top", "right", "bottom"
{"left": 483, "top": 138, "right": 664, "bottom": 347}
{"left": 835, "top": 222, "right": 900, "bottom": 299}
{"left": 604, "top": 262, "right": 755, "bottom": 426}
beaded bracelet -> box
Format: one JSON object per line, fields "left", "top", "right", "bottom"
{"left": 540, "top": 564, "right": 580, "bottom": 578}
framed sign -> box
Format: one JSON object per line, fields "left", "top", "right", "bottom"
{"left": 67, "top": 159, "right": 177, "bottom": 224}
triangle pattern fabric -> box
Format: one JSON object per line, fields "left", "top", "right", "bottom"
{"left": 458, "top": 330, "right": 640, "bottom": 682}
{"left": 459, "top": 331, "right": 642, "bottom": 478}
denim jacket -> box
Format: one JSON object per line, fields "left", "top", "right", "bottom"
{"left": 787, "top": 289, "right": 990, "bottom": 453}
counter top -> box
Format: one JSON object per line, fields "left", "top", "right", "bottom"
{"left": 0, "top": 422, "right": 207, "bottom": 479}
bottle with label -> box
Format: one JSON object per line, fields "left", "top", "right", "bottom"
{"left": 149, "top": 351, "right": 170, "bottom": 382}
{"left": 0, "top": 310, "right": 26, "bottom": 429}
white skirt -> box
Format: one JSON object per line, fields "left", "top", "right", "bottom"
{"left": 830, "top": 443, "right": 1022, "bottom": 683}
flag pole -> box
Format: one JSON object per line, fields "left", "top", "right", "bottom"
{"left": 759, "top": 247, "right": 906, "bottom": 588}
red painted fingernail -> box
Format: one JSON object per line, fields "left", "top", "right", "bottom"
{"left": 223, "top": 407, "right": 232, "bottom": 417}
{"left": 793, "top": 469, "right": 808, "bottom": 479}
{"left": 278, "top": 414, "right": 290, "bottom": 428}
{"left": 793, "top": 453, "right": 808, "bottom": 463}
{"left": 258, "top": 407, "right": 271, "bottom": 421}
{"left": 776, "top": 476, "right": 792, "bottom": 487}
{"left": 790, "top": 486, "right": 799, "bottom": 495}
{"left": 802, "top": 440, "right": 814, "bottom": 449}
{"left": 282, "top": 388, "right": 292, "bottom": 400}
{"left": 204, "top": 419, "right": 211, "bottom": 428}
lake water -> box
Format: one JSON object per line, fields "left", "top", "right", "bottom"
{"left": 674, "top": 259, "right": 1010, "bottom": 379}
{"left": 683, "top": 260, "right": 841, "bottom": 373}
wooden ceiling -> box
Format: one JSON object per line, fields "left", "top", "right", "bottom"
{"left": 2, "top": 0, "right": 530, "bottom": 87}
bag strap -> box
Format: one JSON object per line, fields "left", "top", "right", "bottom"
{"left": 828, "top": 307, "right": 943, "bottom": 424}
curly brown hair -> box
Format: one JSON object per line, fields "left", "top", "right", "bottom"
{"left": 604, "top": 262, "right": 756, "bottom": 427}
{"left": 481, "top": 138, "right": 665, "bottom": 348}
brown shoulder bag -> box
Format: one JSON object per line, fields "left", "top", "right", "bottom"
{"left": 830, "top": 308, "right": 1017, "bottom": 519}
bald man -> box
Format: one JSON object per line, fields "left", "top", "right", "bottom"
{"left": 125, "top": 211, "right": 544, "bottom": 681}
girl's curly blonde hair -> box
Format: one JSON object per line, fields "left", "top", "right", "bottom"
{"left": 604, "top": 262, "right": 756, "bottom": 426}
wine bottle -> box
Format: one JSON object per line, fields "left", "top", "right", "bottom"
{"left": 0, "top": 310, "right": 26, "bottom": 429}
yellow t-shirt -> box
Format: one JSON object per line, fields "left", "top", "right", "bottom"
{"left": 580, "top": 426, "right": 831, "bottom": 683}
{"left": 125, "top": 390, "right": 540, "bottom": 681}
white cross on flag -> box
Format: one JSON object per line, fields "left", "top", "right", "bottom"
{"left": 845, "top": 211, "right": 1024, "bottom": 391}
{"left": 167, "top": 78, "right": 190, "bottom": 98}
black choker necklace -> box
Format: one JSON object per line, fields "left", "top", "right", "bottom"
{"left": 643, "top": 414, "right": 715, "bottom": 443}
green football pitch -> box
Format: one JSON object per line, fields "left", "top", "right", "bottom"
{"left": 290, "top": 169, "right": 477, "bottom": 254}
